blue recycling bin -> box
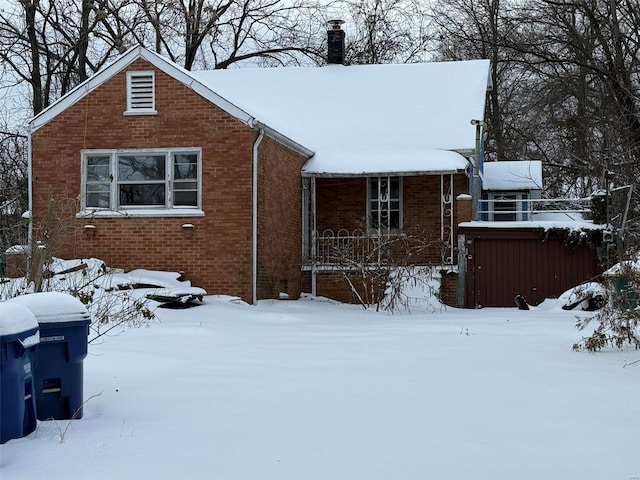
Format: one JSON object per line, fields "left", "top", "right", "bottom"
{"left": 0, "top": 303, "right": 40, "bottom": 443}
{"left": 8, "top": 293, "right": 91, "bottom": 421}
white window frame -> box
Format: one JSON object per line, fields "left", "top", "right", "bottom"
{"left": 125, "top": 71, "right": 157, "bottom": 115}
{"left": 367, "top": 176, "right": 402, "bottom": 232}
{"left": 80, "top": 148, "right": 202, "bottom": 215}
{"left": 488, "top": 192, "right": 529, "bottom": 221}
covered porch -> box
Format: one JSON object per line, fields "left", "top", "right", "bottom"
{"left": 301, "top": 167, "right": 473, "bottom": 303}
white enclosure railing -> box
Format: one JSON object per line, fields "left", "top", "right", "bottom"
{"left": 478, "top": 197, "right": 592, "bottom": 221}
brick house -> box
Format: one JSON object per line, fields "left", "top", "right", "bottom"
{"left": 28, "top": 28, "right": 491, "bottom": 305}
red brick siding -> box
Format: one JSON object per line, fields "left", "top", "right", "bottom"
{"left": 6, "top": 253, "right": 28, "bottom": 278}
{"left": 316, "top": 178, "right": 367, "bottom": 233}
{"left": 30, "top": 59, "right": 302, "bottom": 302}
{"left": 301, "top": 270, "right": 312, "bottom": 294}
{"left": 456, "top": 195, "right": 472, "bottom": 223}
{"left": 313, "top": 270, "right": 458, "bottom": 307}
{"left": 256, "top": 136, "right": 307, "bottom": 299}
{"left": 439, "top": 270, "right": 458, "bottom": 307}
{"left": 315, "top": 272, "right": 386, "bottom": 305}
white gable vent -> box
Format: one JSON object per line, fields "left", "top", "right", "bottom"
{"left": 126, "top": 71, "right": 156, "bottom": 114}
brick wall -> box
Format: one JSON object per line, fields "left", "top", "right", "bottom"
{"left": 256, "top": 136, "right": 307, "bottom": 299}
{"left": 439, "top": 270, "right": 458, "bottom": 307}
{"left": 316, "top": 178, "right": 367, "bottom": 232}
{"left": 30, "top": 59, "right": 302, "bottom": 303}
{"left": 315, "top": 272, "right": 386, "bottom": 305}
{"left": 6, "top": 252, "right": 28, "bottom": 278}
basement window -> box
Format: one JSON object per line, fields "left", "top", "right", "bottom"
{"left": 125, "top": 71, "right": 156, "bottom": 115}
{"left": 82, "top": 148, "right": 201, "bottom": 213}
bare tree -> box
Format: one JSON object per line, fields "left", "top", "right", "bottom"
{"left": 0, "top": 129, "right": 28, "bottom": 253}
{"left": 429, "top": 0, "right": 640, "bottom": 249}
{"left": 133, "top": 0, "right": 326, "bottom": 69}
{"left": 0, "top": 1, "right": 140, "bottom": 115}
{"left": 430, "top": 0, "right": 530, "bottom": 162}
{"left": 509, "top": 0, "right": 640, "bottom": 245}
{"left": 333, "top": 0, "right": 433, "bottom": 65}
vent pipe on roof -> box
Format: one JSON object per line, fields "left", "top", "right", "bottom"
{"left": 327, "top": 20, "right": 345, "bottom": 65}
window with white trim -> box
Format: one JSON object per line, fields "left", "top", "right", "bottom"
{"left": 83, "top": 149, "right": 201, "bottom": 210}
{"left": 126, "top": 71, "right": 156, "bottom": 114}
{"left": 488, "top": 192, "right": 529, "bottom": 221}
{"left": 368, "top": 176, "right": 402, "bottom": 231}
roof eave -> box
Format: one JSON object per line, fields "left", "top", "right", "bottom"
{"left": 301, "top": 168, "right": 466, "bottom": 178}
{"left": 29, "top": 46, "right": 255, "bottom": 133}
{"left": 251, "top": 120, "right": 314, "bottom": 159}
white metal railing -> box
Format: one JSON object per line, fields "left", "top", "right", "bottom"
{"left": 307, "top": 228, "right": 448, "bottom": 267}
{"left": 311, "top": 229, "right": 382, "bottom": 265}
{"left": 478, "top": 197, "right": 592, "bottom": 221}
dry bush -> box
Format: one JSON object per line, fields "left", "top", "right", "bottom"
{"left": 574, "top": 258, "right": 640, "bottom": 351}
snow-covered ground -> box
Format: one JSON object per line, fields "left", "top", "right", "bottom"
{"left": 1, "top": 289, "right": 639, "bottom": 479}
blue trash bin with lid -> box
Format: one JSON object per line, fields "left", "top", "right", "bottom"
{"left": 8, "top": 292, "right": 91, "bottom": 421}
{"left": 0, "top": 303, "right": 40, "bottom": 443}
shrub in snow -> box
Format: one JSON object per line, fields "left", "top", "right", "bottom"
{"left": 381, "top": 266, "right": 445, "bottom": 313}
{"left": 0, "top": 257, "right": 155, "bottom": 343}
{"left": 574, "top": 256, "right": 640, "bottom": 351}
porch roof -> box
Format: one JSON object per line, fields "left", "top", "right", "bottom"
{"left": 300, "top": 148, "right": 469, "bottom": 177}
{"left": 192, "top": 59, "right": 490, "bottom": 175}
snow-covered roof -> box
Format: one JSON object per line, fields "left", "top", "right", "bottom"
{"left": 482, "top": 160, "right": 543, "bottom": 191}
{"left": 29, "top": 46, "right": 490, "bottom": 176}
{"left": 459, "top": 219, "right": 604, "bottom": 230}
{"left": 192, "top": 60, "right": 490, "bottom": 176}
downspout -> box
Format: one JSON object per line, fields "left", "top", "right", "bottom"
{"left": 27, "top": 126, "right": 33, "bottom": 256}
{"left": 252, "top": 127, "right": 265, "bottom": 306}
{"left": 311, "top": 177, "right": 317, "bottom": 297}
{"left": 470, "top": 119, "right": 484, "bottom": 220}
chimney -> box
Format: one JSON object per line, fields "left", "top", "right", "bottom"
{"left": 327, "top": 20, "right": 345, "bottom": 65}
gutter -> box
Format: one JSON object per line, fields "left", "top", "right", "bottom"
{"left": 301, "top": 169, "right": 464, "bottom": 178}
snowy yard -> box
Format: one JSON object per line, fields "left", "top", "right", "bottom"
{"left": 1, "top": 292, "right": 639, "bottom": 479}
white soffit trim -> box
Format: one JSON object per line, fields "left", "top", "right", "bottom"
{"left": 29, "top": 46, "right": 254, "bottom": 132}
